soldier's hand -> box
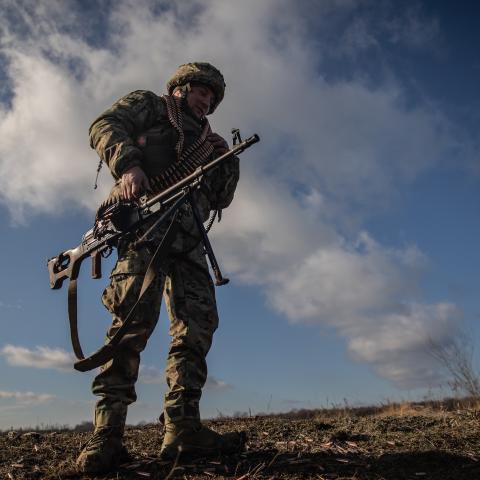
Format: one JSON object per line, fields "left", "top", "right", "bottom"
{"left": 120, "top": 166, "right": 151, "bottom": 200}
{"left": 207, "top": 133, "right": 229, "bottom": 155}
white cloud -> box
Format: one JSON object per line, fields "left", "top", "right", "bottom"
{"left": 0, "top": 390, "right": 55, "bottom": 405}
{"left": 139, "top": 364, "right": 164, "bottom": 385}
{"left": 205, "top": 376, "right": 232, "bottom": 391}
{"left": 348, "top": 303, "right": 462, "bottom": 387}
{"left": 0, "top": 1, "right": 455, "bottom": 221}
{"left": 1, "top": 345, "right": 74, "bottom": 372}
{"left": 139, "top": 364, "right": 230, "bottom": 391}
{"left": 0, "top": 1, "right": 469, "bottom": 388}
{"left": 0, "top": 300, "right": 22, "bottom": 309}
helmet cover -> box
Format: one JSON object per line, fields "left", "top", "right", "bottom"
{"left": 166, "top": 62, "right": 225, "bottom": 113}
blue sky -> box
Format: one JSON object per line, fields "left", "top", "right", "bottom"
{"left": 0, "top": 0, "right": 479, "bottom": 429}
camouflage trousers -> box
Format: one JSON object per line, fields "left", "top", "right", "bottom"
{"left": 91, "top": 212, "right": 219, "bottom": 428}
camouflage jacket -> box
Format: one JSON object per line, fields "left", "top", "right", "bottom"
{"left": 89, "top": 90, "right": 240, "bottom": 221}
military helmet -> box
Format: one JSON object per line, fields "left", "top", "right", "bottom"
{"left": 166, "top": 62, "right": 225, "bottom": 114}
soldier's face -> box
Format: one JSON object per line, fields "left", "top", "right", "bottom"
{"left": 186, "top": 84, "right": 215, "bottom": 118}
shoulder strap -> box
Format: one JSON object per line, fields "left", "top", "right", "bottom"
{"left": 69, "top": 195, "right": 186, "bottom": 372}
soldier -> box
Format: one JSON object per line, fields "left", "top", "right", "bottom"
{"left": 76, "top": 63, "right": 245, "bottom": 474}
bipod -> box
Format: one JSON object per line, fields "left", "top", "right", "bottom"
{"left": 187, "top": 190, "right": 229, "bottom": 286}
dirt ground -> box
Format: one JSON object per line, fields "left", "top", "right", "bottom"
{"left": 1, "top": 403, "right": 479, "bottom": 480}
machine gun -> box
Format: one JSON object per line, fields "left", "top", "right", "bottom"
{"left": 48, "top": 131, "right": 259, "bottom": 372}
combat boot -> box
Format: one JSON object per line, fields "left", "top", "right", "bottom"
{"left": 160, "top": 420, "right": 246, "bottom": 460}
{"left": 76, "top": 404, "right": 129, "bottom": 474}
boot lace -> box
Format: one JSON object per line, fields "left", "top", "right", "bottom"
{"left": 82, "top": 426, "right": 121, "bottom": 451}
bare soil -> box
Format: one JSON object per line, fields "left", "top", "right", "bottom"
{"left": 1, "top": 404, "right": 479, "bottom": 479}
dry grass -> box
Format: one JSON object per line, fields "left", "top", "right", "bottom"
{"left": 1, "top": 399, "right": 479, "bottom": 479}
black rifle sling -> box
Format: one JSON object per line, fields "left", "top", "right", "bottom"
{"left": 68, "top": 205, "right": 184, "bottom": 372}
{"left": 68, "top": 278, "right": 84, "bottom": 360}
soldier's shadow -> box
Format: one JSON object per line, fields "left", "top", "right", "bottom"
{"left": 229, "top": 449, "right": 480, "bottom": 480}
{"left": 102, "top": 448, "right": 480, "bottom": 480}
